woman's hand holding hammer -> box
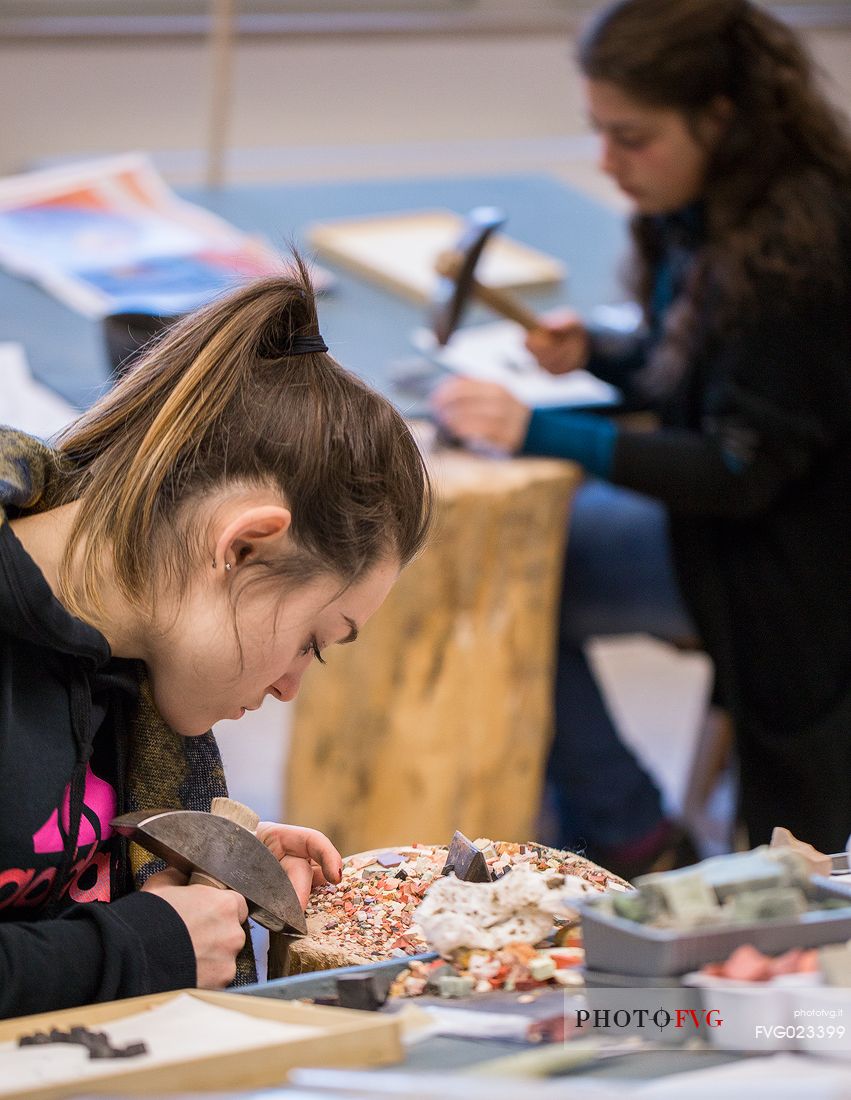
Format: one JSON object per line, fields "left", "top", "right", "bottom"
{"left": 142, "top": 868, "right": 249, "bottom": 989}
{"left": 525, "top": 309, "right": 591, "bottom": 375}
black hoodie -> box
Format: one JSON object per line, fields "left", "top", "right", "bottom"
{"left": 0, "top": 518, "right": 197, "bottom": 1018}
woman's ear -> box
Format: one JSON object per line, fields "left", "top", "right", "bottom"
{"left": 213, "top": 505, "right": 292, "bottom": 572}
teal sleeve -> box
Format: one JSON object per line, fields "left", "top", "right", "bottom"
{"left": 521, "top": 407, "right": 618, "bottom": 478}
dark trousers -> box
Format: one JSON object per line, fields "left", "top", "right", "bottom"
{"left": 547, "top": 481, "right": 697, "bottom": 854}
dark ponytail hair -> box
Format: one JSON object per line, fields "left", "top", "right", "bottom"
{"left": 578, "top": 0, "right": 851, "bottom": 391}
{"left": 54, "top": 255, "right": 432, "bottom": 621}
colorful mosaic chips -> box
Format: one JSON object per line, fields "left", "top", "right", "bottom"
{"left": 306, "top": 840, "right": 623, "bottom": 967}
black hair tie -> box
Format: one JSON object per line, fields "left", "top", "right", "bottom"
{"left": 289, "top": 334, "right": 328, "bottom": 355}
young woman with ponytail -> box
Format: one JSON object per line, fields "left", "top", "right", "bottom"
{"left": 0, "top": 257, "right": 432, "bottom": 1016}
{"left": 433, "top": 0, "right": 851, "bottom": 871}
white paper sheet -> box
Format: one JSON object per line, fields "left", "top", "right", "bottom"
{"left": 289, "top": 1057, "right": 851, "bottom": 1100}
{"left": 632, "top": 1052, "right": 851, "bottom": 1098}
{"left": 411, "top": 321, "right": 619, "bottom": 408}
{"left": 0, "top": 343, "right": 76, "bottom": 439}
{"left": 289, "top": 1067, "right": 619, "bottom": 1098}
{"left": 0, "top": 993, "right": 320, "bottom": 1094}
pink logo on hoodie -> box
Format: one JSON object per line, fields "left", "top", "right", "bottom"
{"left": 32, "top": 764, "right": 116, "bottom": 854}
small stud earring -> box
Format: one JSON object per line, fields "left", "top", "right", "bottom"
{"left": 224, "top": 561, "right": 232, "bottom": 572}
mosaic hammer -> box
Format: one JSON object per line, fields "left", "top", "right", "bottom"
{"left": 112, "top": 797, "right": 307, "bottom": 935}
{"left": 432, "top": 206, "right": 542, "bottom": 346}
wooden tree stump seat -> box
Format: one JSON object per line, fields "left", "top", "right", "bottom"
{"left": 285, "top": 437, "right": 582, "bottom": 857}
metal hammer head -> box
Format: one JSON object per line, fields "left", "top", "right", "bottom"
{"left": 112, "top": 809, "right": 307, "bottom": 935}
{"left": 440, "top": 830, "right": 492, "bottom": 883}
{"left": 431, "top": 206, "right": 507, "bottom": 346}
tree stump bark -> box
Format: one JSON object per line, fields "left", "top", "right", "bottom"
{"left": 285, "top": 440, "right": 581, "bottom": 856}
{"left": 268, "top": 920, "right": 374, "bottom": 980}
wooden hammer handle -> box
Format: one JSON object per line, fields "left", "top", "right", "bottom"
{"left": 189, "top": 869, "right": 228, "bottom": 890}
{"left": 469, "top": 279, "right": 541, "bottom": 331}
{"left": 188, "top": 797, "right": 261, "bottom": 890}
{"left": 210, "top": 797, "right": 260, "bottom": 832}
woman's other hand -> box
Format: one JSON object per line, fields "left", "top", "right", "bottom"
{"left": 525, "top": 309, "right": 590, "bottom": 375}
{"left": 255, "top": 822, "right": 343, "bottom": 909}
{"left": 431, "top": 378, "right": 532, "bottom": 454}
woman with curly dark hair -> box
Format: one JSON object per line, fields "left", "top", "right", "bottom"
{"left": 433, "top": 0, "right": 851, "bottom": 871}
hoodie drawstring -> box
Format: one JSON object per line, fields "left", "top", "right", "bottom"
{"left": 43, "top": 667, "right": 94, "bottom": 918}
{"left": 42, "top": 663, "right": 138, "bottom": 917}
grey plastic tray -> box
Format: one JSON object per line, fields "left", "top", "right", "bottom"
{"left": 581, "top": 875, "right": 851, "bottom": 977}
